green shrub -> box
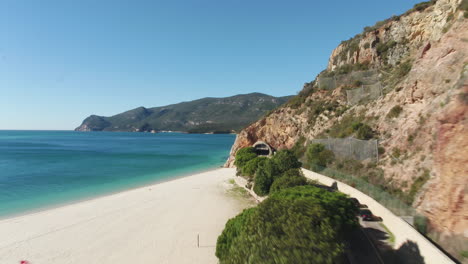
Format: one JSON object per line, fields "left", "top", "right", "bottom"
{"left": 325, "top": 115, "right": 364, "bottom": 138}
{"left": 269, "top": 169, "right": 308, "bottom": 194}
{"left": 281, "top": 168, "right": 304, "bottom": 178}
{"left": 413, "top": 0, "right": 436, "bottom": 12}
{"left": 272, "top": 149, "right": 302, "bottom": 173}
{"left": 363, "top": 42, "right": 370, "bottom": 49}
{"left": 396, "top": 60, "right": 412, "bottom": 78}
{"left": 253, "top": 159, "right": 279, "bottom": 196}
{"left": 270, "top": 186, "right": 359, "bottom": 234}
{"left": 216, "top": 185, "right": 358, "bottom": 264}
{"left": 234, "top": 147, "right": 257, "bottom": 169}
{"left": 376, "top": 40, "right": 397, "bottom": 62}
{"left": 241, "top": 156, "right": 267, "bottom": 179}
{"left": 306, "top": 144, "right": 335, "bottom": 171}
{"left": 392, "top": 148, "right": 401, "bottom": 159}
{"left": 356, "top": 124, "right": 374, "bottom": 140}
{"left": 287, "top": 95, "right": 307, "bottom": 109}
{"left": 458, "top": 0, "right": 468, "bottom": 18}
{"left": 408, "top": 169, "right": 430, "bottom": 203}
{"left": 215, "top": 207, "right": 257, "bottom": 260}
{"left": 351, "top": 122, "right": 363, "bottom": 131}
{"left": 414, "top": 214, "right": 428, "bottom": 234}
{"left": 378, "top": 146, "right": 386, "bottom": 155}
{"left": 334, "top": 158, "right": 364, "bottom": 176}
{"left": 353, "top": 80, "right": 363, "bottom": 87}
{"left": 291, "top": 136, "right": 307, "bottom": 158}
{"left": 386, "top": 105, "right": 403, "bottom": 119}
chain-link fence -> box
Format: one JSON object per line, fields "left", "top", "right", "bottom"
{"left": 310, "top": 138, "right": 379, "bottom": 161}
{"left": 314, "top": 165, "right": 468, "bottom": 261}
{"left": 336, "top": 70, "right": 379, "bottom": 85}
{"left": 317, "top": 76, "right": 336, "bottom": 90}
{"left": 346, "top": 82, "right": 383, "bottom": 105}
{"left": 320, "top": 166, "right": 419, "bottom": 217}
{"left": 318, "top": 70, "right": 380, "bottom": 90}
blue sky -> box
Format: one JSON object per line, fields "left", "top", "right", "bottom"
{"left": 0, "top": 0, "right": 422, "bottom": 130}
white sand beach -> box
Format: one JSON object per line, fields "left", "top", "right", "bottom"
{"left": 0, "top": 168, "right": 250, "bottom": 264}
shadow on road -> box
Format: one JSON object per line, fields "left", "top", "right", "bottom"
{"left": 363, "top": 227, "right": 425, "bottom": 264}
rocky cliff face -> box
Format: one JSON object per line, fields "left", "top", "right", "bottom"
{"left": 226, "top": 0, "right": 467, "bottom": 243}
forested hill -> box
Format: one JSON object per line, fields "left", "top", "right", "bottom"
{"left": 75, "top": 93, "right": 292, "bottom": 133}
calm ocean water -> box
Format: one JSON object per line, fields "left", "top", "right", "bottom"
{"left": 0, "top": 130, "right": 235, "bottom": 218}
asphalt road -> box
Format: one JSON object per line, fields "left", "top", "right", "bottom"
{"left": 345, "top": 216, "right": 397, "bottom": 264}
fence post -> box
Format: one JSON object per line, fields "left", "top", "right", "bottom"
{"left": 348, "top": 138, "right": 352, "bottom": 158}
{"left": 375, "top": 140, "right": 379, "bottom": 162}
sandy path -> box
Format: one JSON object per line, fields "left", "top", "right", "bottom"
{"left": 0, "top": 168, "right": 247, "bottom": 264}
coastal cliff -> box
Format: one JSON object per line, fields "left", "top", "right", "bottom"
{"left": 226, "top": 0, "right": 467, "bottom": 249}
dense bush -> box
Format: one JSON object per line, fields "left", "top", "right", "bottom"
{"left": 241, "top": 156, "right": 267, "bottom": 179}
{"left": 253, "top": 159, "right": 280, "bottom": 196}
{"left": 251, "top": 149, "right": 303, "bottom": 196}
{"left": 269, "top": 169, "right": 308, "bottom": 194}
{"left": 216, "top": 185, "right": 358, "bottom": 264}
{"left": 215, "top": 207, "right": 257, "bottom": 261}
{"left": 272, "top": 149, "right": 302, "bottom": 173}
{"left": 356, "top": 124, "right": 374, "bottom": 140}
{"left": 270, "top": 186, "right": 359, "bottom": 233}
{"left": 234, "top": 147, "right": 257, "bottom": 169}
{"left": 306, "top": 144, "right": 335, "bottom": 171}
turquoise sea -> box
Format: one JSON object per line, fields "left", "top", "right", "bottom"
{"left": 0, "top": 130, "right": 235, "bottom": 218}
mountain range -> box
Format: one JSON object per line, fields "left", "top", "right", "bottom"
{"left": 75, "top": 93, "right": 292, "bottom": 133}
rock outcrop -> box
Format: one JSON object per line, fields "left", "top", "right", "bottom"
{"left": 226, "top": 0, "right": 468, "bottom": 248}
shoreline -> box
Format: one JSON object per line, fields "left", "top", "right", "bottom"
{"left": 0, "top": 168, "right": 247, "bottom": 264}
{"left": 0, "top": 165, "right": 224, "bottom": 222}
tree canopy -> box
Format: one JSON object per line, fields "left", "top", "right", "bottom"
{"left": 216, "top": 185, "right": 358, "bottom": 264}
{"left": 269, "top": 169, "right": 308, "bottom": 194}
{"left": 306, "top": 143, "right": 335, "bottom": 170}
{"left": 241, "top": 156, "right": 268, "bottom": 179}
{"left": 234, "top": 147, "right": 258, "bottom": 169}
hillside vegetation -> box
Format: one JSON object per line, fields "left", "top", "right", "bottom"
{"left": 218, "top": 148, "right": 358, "bottom": 264}
{"left": 226, "top": 0, "right": 468, "bottom": 260}
{"left": 75, "top": 93, "right": 291, "bottom": 133}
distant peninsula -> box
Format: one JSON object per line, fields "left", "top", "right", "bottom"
{"left": 75, "top": 93, "right": 292, "bottom": 133}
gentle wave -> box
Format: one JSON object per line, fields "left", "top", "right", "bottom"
{"left": 0, "top": 131, "right": 235, "bottom": 218}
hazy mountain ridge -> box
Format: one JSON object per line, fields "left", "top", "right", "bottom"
{"left": 75, "top": 93, "right": 292, "bottom": 133}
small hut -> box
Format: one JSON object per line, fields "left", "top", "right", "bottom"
{"left": 252, "top": 141, "right": 274, "bottom": 156}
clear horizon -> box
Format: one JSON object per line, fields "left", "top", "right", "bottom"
{"left": 1, "top": 0, "right": 422, "bottom": 130}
